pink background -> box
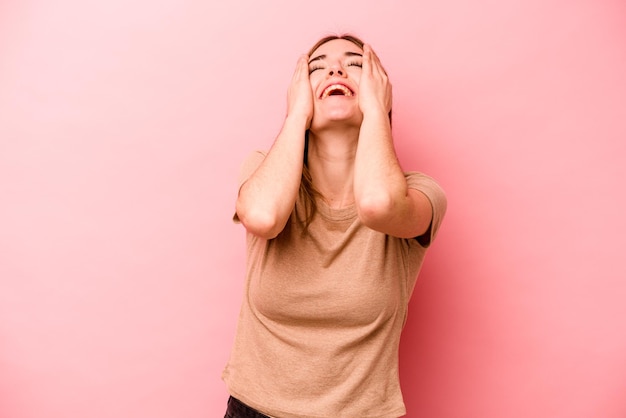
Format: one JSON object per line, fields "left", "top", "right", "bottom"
{"left": 1, "top": 0, "right": 625, "bottom": 417}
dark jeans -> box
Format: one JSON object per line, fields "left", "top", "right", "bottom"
{"left": 224, "top": 396, "right": 271, "bottom": 418}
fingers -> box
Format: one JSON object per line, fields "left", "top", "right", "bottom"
{"left": 361, "top": 44, "right": 392, "bottom": 114}
{"left": 291, "top": 54, "right": 309, "bottom": 82}
{"left": 286, "top": 54, "right": 314, "bottom": 125}
{"left": 363, "top": 44, "right": 387, "bottom": 78}
{"left": 362, "top": 44, "right": 371, "bottom": 74}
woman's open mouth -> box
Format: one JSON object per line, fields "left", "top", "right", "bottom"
{"left": 321, "top": 84, "right": 354, "bottom": 99}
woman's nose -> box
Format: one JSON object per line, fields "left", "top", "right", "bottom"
{"left": 328, "top": 65, "right": 345, "bottom": 77}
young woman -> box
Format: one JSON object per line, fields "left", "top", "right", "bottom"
{"left": 223, "top": 34, "right": 447, "bottom": 418}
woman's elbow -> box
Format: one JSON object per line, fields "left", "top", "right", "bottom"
{"left": 356, "top": 193, "right": 394, "bottom": 227}
{"left": 236, "top": 203, "right": 284, "bottom": 239}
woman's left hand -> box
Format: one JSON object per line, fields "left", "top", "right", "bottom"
{"left": 358, "top": 44, "right": 392, "bottom": 118}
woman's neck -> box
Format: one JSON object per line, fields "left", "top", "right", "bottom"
{"left": 307, "top": 129, "right": 359, "bottom": 209}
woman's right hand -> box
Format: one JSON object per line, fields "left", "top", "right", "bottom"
{"left": 237, "top": 55, "right": 312, "bottom": 239}
{"left": 286, "top": 55, "right": 314, "bottom": 129}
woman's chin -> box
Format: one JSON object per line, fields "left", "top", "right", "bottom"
{"left": 311, "top": 110, "right": 363, "bottom": 131}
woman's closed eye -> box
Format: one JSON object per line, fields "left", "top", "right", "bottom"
{"left": 309, "top": 61, "right": 361, "bottom": 74}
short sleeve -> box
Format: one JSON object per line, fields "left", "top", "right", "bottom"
{"left": 233, "top": 150, "right": 267, "bottom": 223}
{"left": 405, "top": 172, "right": 447, "bottom": 247}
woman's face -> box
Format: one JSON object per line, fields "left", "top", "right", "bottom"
{"left": 308, "top": 39, "right": 364, "bottom": 130}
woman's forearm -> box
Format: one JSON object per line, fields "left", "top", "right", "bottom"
{"left": 235, "top": 115, "right": 308, "bottom": 239}
{"left": 354, "top": 112, "right": 407, "bottom": 216}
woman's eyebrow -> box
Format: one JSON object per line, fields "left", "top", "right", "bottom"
{"left": 308, "top": 51, "right": 363, "bottom": 65}
{"left": 308, "top": 55, "right": 326, "bottom": 65}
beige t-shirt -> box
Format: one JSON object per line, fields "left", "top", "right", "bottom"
{"left": 223, "top": 151, "right": 447, "bottom": 418}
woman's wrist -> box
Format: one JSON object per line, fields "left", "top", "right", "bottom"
{"left": 284, "top": 113, "right": 311, "bottom": 129}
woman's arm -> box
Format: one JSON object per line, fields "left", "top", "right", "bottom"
{"left": 353, "top": 45, "right": 433, "bottom": 239}
{"left": 235, "top": 55, "right": 312, "bottom": 239}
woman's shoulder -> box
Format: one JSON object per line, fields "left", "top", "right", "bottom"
{"left": 404, "top": 171, "right": 445, "bottom": 198}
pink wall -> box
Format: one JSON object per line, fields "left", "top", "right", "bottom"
{"left": 1, "top": 0, "right": 625, "bottom": 417}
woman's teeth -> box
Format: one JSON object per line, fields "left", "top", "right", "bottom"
{"left": 321, "top": 84, "right": 353, "bottom": 98}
